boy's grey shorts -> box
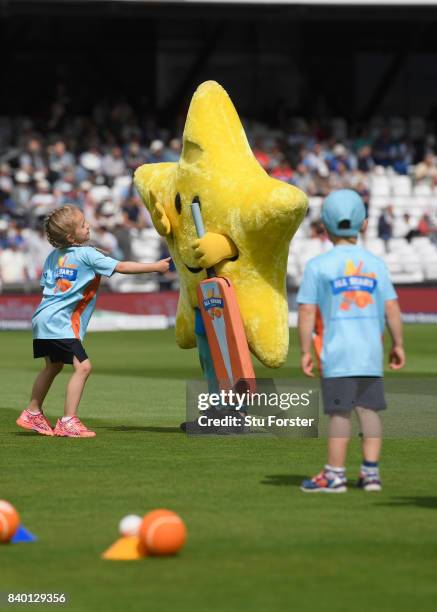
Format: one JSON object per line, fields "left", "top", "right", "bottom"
{"left": 321, "top": 377, "right": 386, "bottom": 414}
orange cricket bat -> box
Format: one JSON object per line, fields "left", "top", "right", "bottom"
{"left": 191, "top": 200, "right": 255, "bottom": 393}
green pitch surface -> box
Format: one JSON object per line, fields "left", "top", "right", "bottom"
{"left": 1, "top": 326, "right": 436, "bottom": 612}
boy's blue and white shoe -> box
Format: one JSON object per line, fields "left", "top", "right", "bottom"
{"left": 300, "top": 470, "right": 347, "bottom": 493}
{"left": 356, "top": 474, "right": 382, "bottom": 492}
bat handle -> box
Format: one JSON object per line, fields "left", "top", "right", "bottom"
{"left": 190, "top": 199, "right": 215, "bottom": 278}
{"left": 190, "top": 201, "right": 205, "bottom": 238}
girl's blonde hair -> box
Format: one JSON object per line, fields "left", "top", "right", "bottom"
{"left": 44, "top": 205, "right": 80, "bottom": 248}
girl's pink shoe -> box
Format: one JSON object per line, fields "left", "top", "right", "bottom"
{"left": 16, "top": 410, "right": 54, "bottom": 436}
{"left": 54, "top": 416, "right": 96, "bottom": 438}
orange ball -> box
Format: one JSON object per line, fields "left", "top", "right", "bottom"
{"left": 139, "top": 509, "right": 186, "bottom": 556}
{"left": 0, "top": 500, "right": 20, "bottom": 543}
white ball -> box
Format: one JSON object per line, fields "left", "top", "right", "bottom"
{"left": 118, "top": 514, "right": 142, "bottom": 537}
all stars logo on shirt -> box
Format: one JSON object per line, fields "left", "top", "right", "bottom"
{"left": 331, "top": 260, "right": 378, "bottom": 311}
{"left": 54, "top": 255, "right": 78, "bottom": 293}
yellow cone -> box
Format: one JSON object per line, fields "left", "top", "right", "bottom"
{"left": 101, "top": 536, "right": 147, "bottom": 561}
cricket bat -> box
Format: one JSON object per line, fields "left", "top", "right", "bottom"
{"left": 191, "top": 200, "right": 256, "bottom": 393}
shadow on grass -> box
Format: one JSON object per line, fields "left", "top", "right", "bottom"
{"left": 103, "top": 425, "right": 181, "bottom": 434}
{"left": 260, "top": 474, "right": 308, "bottom": 486}
{"left": 260, "top": 474, "right": 362, "bottom": 488}
{"left": 378, "top": 496, "right": 437, "bottom": 509}
{"left": 11, "top": 431, "right": 43, "bottom": 437}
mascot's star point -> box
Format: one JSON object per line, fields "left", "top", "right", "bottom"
{"left": 134, "top": 80, "right": 307, "bottom": 368}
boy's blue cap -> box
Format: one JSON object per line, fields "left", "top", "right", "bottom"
{"left": 321, "top": 189, "right": 366, "bottom": 237}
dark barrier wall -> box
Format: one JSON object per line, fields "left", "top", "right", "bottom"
{"left": 0, "top": 287, "right": 436, "bottom": 329}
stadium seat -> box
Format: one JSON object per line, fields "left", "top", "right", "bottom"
{"left": 413, "top": 183, "right": 433, "bottom": 197}
{"left": 383, "top": 253, "right": 403, "bottom": 274}
{"left": 369, "top": 196, "right": 390, "bottom": 211}
{"left": 411, "top": 237, "right": 437, "bottom": 252}
{"left": 424, "top": 262, "right": 437, "bottom": 280}
{"left": 364, "top": 238, "right": 385, "bottom": 256}
{"left": 391, "top": 175, "right": 412, "bottom": 196}
{"left": 388, "top": 238, "right": 410, "bottom": 252}
{"left": 370, "top": 176, "right": 391, "bottom": 197}
{"left": 390, "top": 271, "right": 425, "bottom": 283}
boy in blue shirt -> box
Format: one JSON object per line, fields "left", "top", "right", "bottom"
{"left": 297, "top": 190, "right": 405, "bottom": 492}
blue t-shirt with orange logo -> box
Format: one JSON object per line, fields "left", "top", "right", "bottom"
{"left": 297, "top": 244, "right": 397, "bottom": 378}
{"left": 32, "top": 246, "right": 118, "bottom": 341}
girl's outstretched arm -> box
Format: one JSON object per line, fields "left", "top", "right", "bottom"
{"left": 115, "top": 257, "right": 171, "bottom": 275}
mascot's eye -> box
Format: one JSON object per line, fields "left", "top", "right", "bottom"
{"left": 175, "top": 193, "right": 182, "bottom": 214}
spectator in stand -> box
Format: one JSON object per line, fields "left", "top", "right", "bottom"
{"left": 122, "top": 195, "right": 148, "bottom": 229}
{"left": 417, "top": 212, "right": 437, "bottom": 245}
{"left": 102, "top": 146, "right": 126, "bottom": 182}
{"left": 165, "top": 138, "right": 182, "bottom": 162}
{"left": 0, "top": 219, "right": 9, "bottom": 249}
{"left": 378, "top": 205, "right": 394, "bottom": 250}
{"left": 352, "top": 126, "right": 372, "bottom": 153}
{"left": 357, "top": 145, "right": 374, "bottom": 173}
{"left": 329, "top": 160, "right": 352, "bottom": 191}
{"left": 399, "top": 213, "right": 420, "bottom": 243}
{"left": 414, "top": 152, "right": 437, "bottom": 184}
{"left": 0, "top": 163, "right": 13, "bottom": 196}
{"left": 270, "top": 156, "right": 293, "bottom": 183}
{"left": 12, "top": 171, "right": 33, "bottom": 220}
{"left": 126, "top": 141, "right": 146, "bottom": 172}
{"left": 292, "top": 163, "right": 317, "bottom": 196}
{"left": 9, "top": 223, "right": 26, "bottom": 250}
{"left": 0, "top": 241, "right": 29, "bottom": 286}
{"left": 309, "top": 219, "right": 327, "bottom": 242}
{"left": 112, "top": 217, "right": 133, "bottom": 260}
{"left": 29, "top": 180, "right": 56, "bottom": 221}
{"left": 328, "top": 144, "right": 355, "bottom": 173}
{"left": 25, "top": 225, "right": 52, "bottom": 276}
{"left": 55, "top": 181, "right": 82, "bottom": 208}
{"left": 392, "top": 140, "right": 411, "bottom": 175}
{"left": 148, "top": 140, "right": 167, "bottom": 163}
{"left": 303, "top": 142, "right": 329, "bottom": 177}
{"left": 269, "top": 142, "right": 286, "bottom": 169}
{"left": 88, "top": 176, "right": 111, "bottom": 206}
{"left": 252, "top": 138, "right": 271, "bottom": 171}
{"left": 48, "top": 140, "right": 75, "bottom": 180}
{"left": 93, "top": 224, "right": 121, "bottom": 258}
{"left": 373, "top": 128, "right": 395, "bottom": 168}
{"left": 0, "top": 190, "right": 16, "bottom": 219}
{"left": 79, "top": 145, "right": 102, "bottom": 179}
{"left": 19, "top": 138, "right": 46, "bottom": 174}
{"left": 355, "top": 181, "right": 371, "bottom": 216}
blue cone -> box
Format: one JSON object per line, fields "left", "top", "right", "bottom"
{"left": 11, "top": 525, "right": 37, "bottom": 543}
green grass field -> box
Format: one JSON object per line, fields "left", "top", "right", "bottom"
{"left": 1, "top": 326, "right": 436, "bottom": 612}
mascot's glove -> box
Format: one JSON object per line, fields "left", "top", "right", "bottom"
{"left": 191, "top": 233, "right": 238, "bottom": 269}
{"left": 150, "top": 198, "right": 171, "bottom": 236}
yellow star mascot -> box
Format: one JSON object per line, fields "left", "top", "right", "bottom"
{"left": 134, "top": 81, "right": 307, "bottom": 390}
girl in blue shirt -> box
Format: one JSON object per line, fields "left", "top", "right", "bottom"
{"left": 16, "top": 205, "right": 170, "bottom": 438}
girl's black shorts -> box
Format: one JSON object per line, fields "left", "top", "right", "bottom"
{"left": 33, "top": 339, "right": 88, "bottom": 364}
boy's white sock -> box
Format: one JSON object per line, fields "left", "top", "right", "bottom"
{"left": 361, "top": 460, "right": 379, "bottom": 477}
{"left": 325, "top": 464, "right": 346, "bottom": 480}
